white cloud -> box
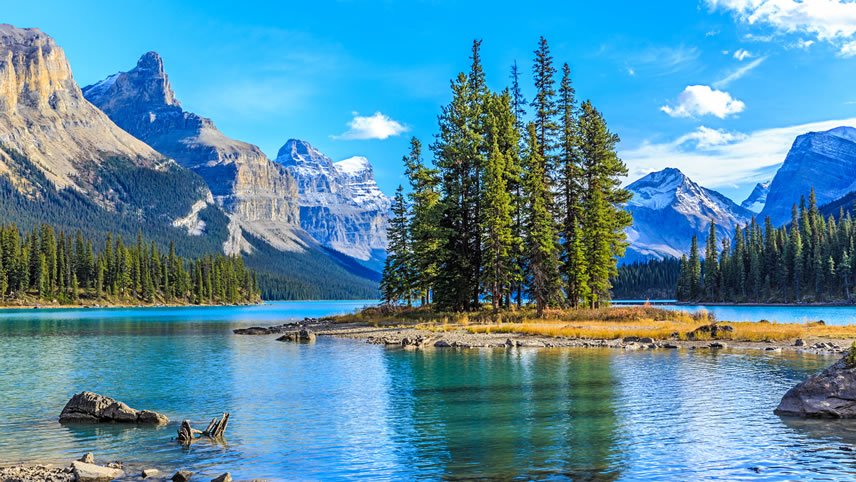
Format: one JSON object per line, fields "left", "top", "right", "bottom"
{"left": 840, "top": 40, "right": 856, "bottom": 56}
{"left": 627, "top": 66, "right": 636, "bottom": 76}
{"left": 713, "top": 56, "right": 767, "bottom": 87}
{"left": 795, "top": 38, "right": 816, "bottom": 49}
{"left": 660, "top": 85, "right": 746, "bottom": 118}
{"left": 621, "top": 117, "right": 856, "bottom": 189}
{"left": 333, "top": 112, "right": 408, "bottom": 140}
{"left": 708, "top": 0, "right": 856, "bottom": 51}
{"left": 733, "top": 48, "right": 754, "bottom": 60}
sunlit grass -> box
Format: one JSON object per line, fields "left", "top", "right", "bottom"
{"left": 330, "top": 304, "right": 856, "bottom": 342}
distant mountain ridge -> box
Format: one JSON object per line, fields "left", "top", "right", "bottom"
{"left": 623, "top": 168, "right": 753, "bottom": 262}
{"left": 759, "top": 126, "right": 856, "bottom": 225}
{"left": 275, "top": 139, "right": 390, "bottom": 267}
{"left": 741, "top": 181, "right": 770, "bottom": 214}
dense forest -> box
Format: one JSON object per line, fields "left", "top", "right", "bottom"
{"left": 381, "top": 38, "right": 631, "bottom": 315}
{"left": 0, "top": 222, "right": 260, "bottom": 306}
{"left": 677, "top": 189, "right": 856, "bottom": 303}
{"left": 611, "top": 258, "right": 681, "bottom": 300}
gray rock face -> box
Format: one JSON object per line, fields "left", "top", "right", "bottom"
{"left": 275, "top": 139, "right": 390, "bottom": 264}
{"left": 83, "top": 52, "right": 303, "bottom": 253}
{"left": 775, "top": 355, "right": 856, "bottom": 418}
{"left": 760, "top": 126, "right": 856, "bottom": 226}
{"left": 59, "top": 391, "right": 168, "bottom": 424}
{"left": 740, "top": 181, "right": 770, "bottom": 213}
{"left": 276, "top": 329, "right": 317, "bottom": 343}
{"left": 623, "top": 168, "right": 753, "bottom": 262}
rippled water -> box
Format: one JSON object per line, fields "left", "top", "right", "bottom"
{"left": 1, "top": 302, "right": 856, "bottom": 480}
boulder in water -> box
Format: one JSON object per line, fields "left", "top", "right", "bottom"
{"left": 59, "top": 392, "right": 168, "bottom": 424}
{"left": 776, "top": 354, "right": 856, "bottom": 418}
{"left": 71, "top": 461, "right": 125, "bottom": 481}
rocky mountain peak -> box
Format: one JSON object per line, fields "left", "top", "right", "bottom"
{"left": 740, "top": 181, "right": 770, "bottom": 213}
{"left": 276, "top": 139, "right": 334, "bottom": 170}
{"left": 759, "top": 126, "right": 856, "bottom": 225}
{"left": 83, "top": 50, "right": 179, "bottom": 112}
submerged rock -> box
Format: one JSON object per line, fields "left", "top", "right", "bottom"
{"left": 776, "top": 355, "right": 856, "bottom": 418}
{"left": 172, "top": 470, "right": 193, "bottom": 482}
{"left": 211, "top": 473, "right": 232, "bottom": 482}
{"left": 59, "top": 392, "right": 168, "bottom": 424}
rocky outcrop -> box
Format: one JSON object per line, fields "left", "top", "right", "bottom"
{"left": 0, "top": 25, "right": 209, "bottom": 218}
{"left": 59, "top": 391, "right": 168, "bottom": 424}
{"left": 276, "top": 329, "right": 317, "bottom": 343}
{"left": 83, "top": 52, "right": 304, "bottom": 253}
{"left": 775, "top": 355, "right": 856, "bottom": 418}
{"left": 0, "top": 464, "right": 74, "bottom": 482}
{"left": 740, "top": 181, "right": 770, "bottom": 213}
{"left": 275, "top": 140, "right": 390, "bottom": 264}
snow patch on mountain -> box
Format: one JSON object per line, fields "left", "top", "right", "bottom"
{"left": 624, "top": 167, "right": 752, "bottom": 262}
{"left": 740, "top": 181, "right": 770, "bottom": 213}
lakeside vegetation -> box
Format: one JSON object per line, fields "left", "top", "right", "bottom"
{"left": 678, "top": 189, "right": 856, "bottom": 304}
{"left": 0, "top": 222, "right": 260, "bottom": 306}
{"left": 382, "top": 37, "right": 630, "bottom": 316}
{"left": 334, "top": 304, "right": 856, "bottom": 343}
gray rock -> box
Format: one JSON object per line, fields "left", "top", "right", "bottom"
{"left": 59, "top": 392, "right": 168, "bottom": 425}
{"left": 0, "top": 464, "right": 74, "bottom": 482}
{"left": 71, "top": 461, "right": 124, "bottom": 481}
{"left": 78, "top": 453, "right": 95, "bottom": 464}
{"left": 275, "top": 329, "right": 317, "bottom": 343}
{"left": 434, "top": 340, "right": 451, "bottom": 348}
{"left": 211, "top": 473, "right": 232, "bottom": 482}
{"left": 622, "top": 336, "right": 640, "bottom": 343}
{"left": 708, "top": 342, "right": 728, "bottom": 349}
{"left": 795, "top": 338, "right": 806, "bottom": 347}
{"left": 776, "top": 355, "right": 856, "bottom": 418}
{"left": 142, "top": 468, "right": 161, "bottom": 478}
{"left": 639, "top": 337, "right": 655, "bottom": 344}
{"left": 172, "top": 470, "right": 193, "bottom": 482}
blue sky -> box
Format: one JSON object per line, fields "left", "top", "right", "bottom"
{"left": 5, "top": 0, "right": 856, "bottom": 202}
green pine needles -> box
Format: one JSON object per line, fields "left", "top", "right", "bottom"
{"left": 380, "top": 38, "right": 631, "bottom": 315}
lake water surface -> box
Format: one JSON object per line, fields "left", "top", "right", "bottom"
{"left": 2, "top": 302, "right": 856, "bottom": 480}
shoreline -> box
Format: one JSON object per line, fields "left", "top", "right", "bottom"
{"left": 246, "top": 319, "right": 854, "bottom": 356}
{"left": 0, "top": 301, "right": 263, "bottom": 311}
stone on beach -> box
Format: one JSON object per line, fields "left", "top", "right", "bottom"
{"left": 211, "top": 473, "right": 232, "bottom": 482}
{"left": 775, "top": 354, "right": 856, "bottom": 418}
{"left": 276, "top": 329, "right": 317, "bottom": 343}
{"left": 59, "top": 392, "right": 168, "bottom": 424}
{"left": 71, "top": 461, "right": 125, "bottom": 481}
{"left": 142, "top": 468, "right": 161, "bottom": 478}
{"left": 78, "top": 453, "right": 94, "bottom": 464}
{"left": 0, "top": 464, "right": 74, "bottom": 482}
{"left": 172, "top": 470, "right": 193, "bottom": 482}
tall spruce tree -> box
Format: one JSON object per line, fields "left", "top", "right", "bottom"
{"left": 522, "top": 122, "right": 562, "bottom": 316}
{"left": 557, "top": 62, "right": 588, "bottom": 306}
{"left": 481, "top": 114, "right": 515, "bottom": 309}
{"left": 403, "top": 137, "right": 441, "bottom": 305}
{"left": 531, "top": 36, "right": 559, "bottom": 180}
{"left": 381, "top": 186, "right": 414, "bottom": 305}
{"left": 577, "top": 101, "right": 631, "bottom": 307}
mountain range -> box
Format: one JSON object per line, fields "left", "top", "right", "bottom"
{"left": 0, "top": 24, "right": 388, "bottom": 298}
{"left": 625, "top": 126, "right": 856, "bottom": 263}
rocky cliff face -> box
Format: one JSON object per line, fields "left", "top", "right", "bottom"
{"left": 0, "top": 24, "right": 209, "bottom": 219}
{"left": 83, "top": 52, "right": 302, "bottom": 253}
{"left": 275, "top": 140, "right": 389, "bottom": 263}
{"left": 624, "top": 168, "right": 752, "bottom": 262}
{"left": 740, "top": 181, "right": 770, "bottom": 214}
{"left": 760, "top": 127, "right": 856, "bottom": 225}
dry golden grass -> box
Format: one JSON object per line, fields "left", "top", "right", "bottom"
{"left": 331, "top": 305, "right": 856, "bottom": 342}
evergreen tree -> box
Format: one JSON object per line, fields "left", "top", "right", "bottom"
{"left": 381, "top": 186, "right": 414, "bottom": 305}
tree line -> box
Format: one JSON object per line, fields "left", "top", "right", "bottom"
{"left": 381, "top": 38, "right": 631, "bottom": 315}
{"left": 0, "top": 222, "right": 260, "bottom": 305}
{"left": 612, "top": 258, "right": 681, "bottom": 301}
{"left": 677, "top": 189, "right": 856, "bottom": 303}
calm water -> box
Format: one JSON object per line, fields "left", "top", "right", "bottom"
{"left": 2, "top": 302, "right": 856, "bottom": 480}
{"left": 616, "top": 300, "right": 856, "bottom": 325}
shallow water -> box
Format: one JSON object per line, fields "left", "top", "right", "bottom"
{"left": 1, "top": 302, "right": 855, "bottom": 480}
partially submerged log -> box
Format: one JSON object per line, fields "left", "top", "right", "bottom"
{"left": 177, "top": 413, "right": 230, "bottom": 445}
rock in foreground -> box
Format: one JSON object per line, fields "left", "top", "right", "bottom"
{"left": 59, "top": 392, "right": 168, "bottom": 424}
{"left": 71, "top": 461, "right": 124, "bottom": 481}
{"left": 775, "top": 355, "right": 856, "bottom": 418}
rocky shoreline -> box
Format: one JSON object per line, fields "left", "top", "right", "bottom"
{"left": 235, "top": 318, "right": 855, "bottom": 356}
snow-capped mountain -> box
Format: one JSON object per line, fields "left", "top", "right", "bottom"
{"left": 760, "top": 126, "right": 856, "bottom": 225}
{"left": 740, "top": 181, "right": 770, "bottom": 213}
{"left": 624, "top": 168, "right": 753, "bottom": 263}
{"left": 275, "top": 140, "right": 390, "bottom": 265}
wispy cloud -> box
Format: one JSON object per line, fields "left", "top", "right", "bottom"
{"left": 599, "top": 43, "right": 701, "bottom": 77}
{"left": 733, "top": 48, "right": 753, "bottom": 61}
{"left": 661, "top": 85, "right": 746, "bottom": 118}
{"left": 621, "top": 118, "right": 856, "bottom": 189}
{"left": 713, "top": 56, "right": 767, "bottom": 88}
{"left": 707, "top": 0, "right": 856, "bottom": 55}
{"left": 332, "top": 112, "right": 408, "bottom": 140}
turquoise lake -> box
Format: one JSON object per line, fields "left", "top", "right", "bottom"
{"left": 3, "top": 302, "right": 856, "bottom": 480}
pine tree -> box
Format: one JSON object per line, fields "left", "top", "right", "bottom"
{"left": 704, "top": 222, "right": 719, "bottom": 300}
{"left": 403, "top": 137, "right": 441, "bottom": 305}
{"left": 522, "top": 122, "right": 562, "bottom": 316}
{"left": 381, "top": 186, "right": 414, "bottom": 305}
{"left": 688, "top": 236, "right": 702, "bottom": 300}
{"left": 557, "top": 63, "right": 588, "bottom": 307}
{"left": 531, "top": 36, "right": 559, "bottom": 178}
{"left": 481, "top": 131, "right": 514, "bottom": 310}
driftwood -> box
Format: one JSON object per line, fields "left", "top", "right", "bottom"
{"left": 177, "top": 413, "right": 230, "bottom": 445}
